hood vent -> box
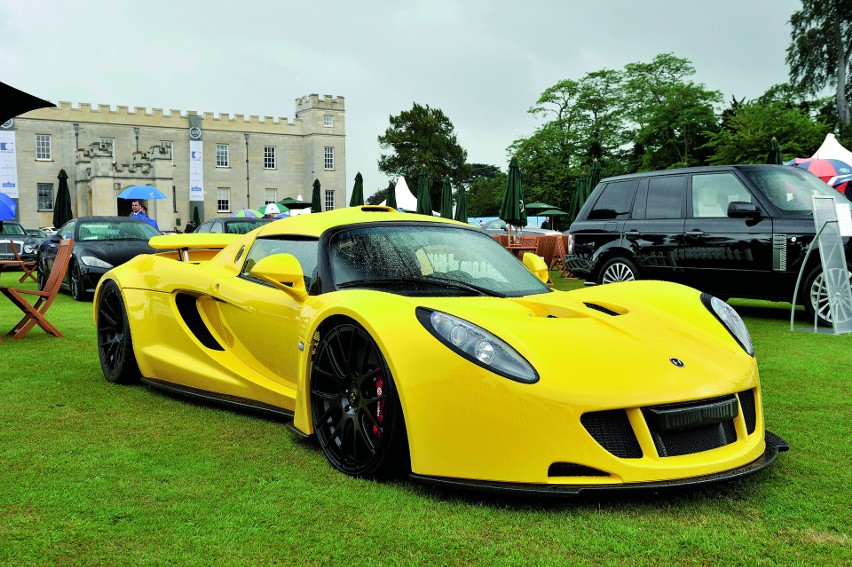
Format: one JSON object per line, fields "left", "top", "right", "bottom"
{"left": 584, "top": 302, "right": 621, "bottom": 316}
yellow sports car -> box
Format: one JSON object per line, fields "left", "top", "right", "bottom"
{"left": 94, "top": 206, "right": 787, "bottom": 494}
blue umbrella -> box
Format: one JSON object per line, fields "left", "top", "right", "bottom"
{"left": 0, "top": 193, "right": 16, "bottom": 220}
{"left": 117, "top": 185, "right": 167, "bottom": 200}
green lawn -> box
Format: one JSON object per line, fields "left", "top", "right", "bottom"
{"left": 0, "top": 272, "right": 849, "bottom": 565}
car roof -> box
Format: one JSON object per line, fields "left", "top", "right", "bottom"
{"left": 598, "top": 164, "right": 784, "bottom": 184}
{"left": 254, "top": 205, "right": 470, "bottom": 238}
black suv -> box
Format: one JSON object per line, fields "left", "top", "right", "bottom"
{"left": 565, "top": 164, "right": 852, "bottom": 325}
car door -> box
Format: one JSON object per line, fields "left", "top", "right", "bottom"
{"left": 679, "top": 171, "right": 774, "bottom": 296}
{"left": 622, "top": 175, "right": 687, "bottom": 281}
{"left": 207, "top": 237, "right": 320, "bottom": 397}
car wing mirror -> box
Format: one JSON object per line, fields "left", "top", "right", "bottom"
{"left": 727, "top": 201, "right": 760, "bottom": 218}
{"left": 249, "top": 253, "right": 308, "bottom": 301}
{"left": 522, "top": 252, "right": 549, "bottom": 283}
{"left": 49, "top": 234, "right": 62, "bottom": 243}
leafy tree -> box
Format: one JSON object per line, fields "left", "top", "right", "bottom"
{"left": 377, "top": 103, "right": 471, "bottom": 205}
{"left": 704, "top": 96, "right": 828, "bottom": 164}
{"left": 786, "top": 0, "right": 852, "bottom": 128}
{"left": 621, "top": 53, "right": 722, "bottom": 170}
{"left": 466, "top": 172, "right": 506, "bottom": 217}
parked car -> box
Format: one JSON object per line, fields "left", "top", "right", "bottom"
{"left": 92, "top": 205, "right": 786, "bottom": 494}
{"left": 0, "top": 219, "right": 42, "bottom": 266}
{"left": 37, "top": 216, "right": 162, "bottom": 301}
{"left": 194, "top": 217, "right": 270, "bottom": 234}
{"left": 480, "top": 219, "right": 559, "bottom": 236}
{"left": 565, "top": 164, "right": 852, "bottom": 326}
{"left": 25, "top": 228, "right": 48, "bottom": 239}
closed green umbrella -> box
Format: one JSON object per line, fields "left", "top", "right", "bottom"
{"left": 453, "top": 183, "right": 468, "bottom": 223}
{"left": 192, "top": 205, "right": 200, "bottom": 227}
{"left": 439, "top": 176, "right": 453, "bottom": 218}
{"left": 588, "top": 158, "right": 602, "bottom": 190}
{"left": 499, "top": 155, "right": 527, "bottom": 229}
{"left": 311, "top": 179, "right": 322, "bottom": 212}
{"left": 415, "top": 165, "right": 432, "bottom": 215}
{"left": 767, "top": 137, "right": 782, "bottom": 165}
{"left": 567, "top": 172, "right": 587, "bottom": 223}
{"left": 350, "top": 172, "right": 364, "bottom": 207}
{"left": 52, "top": 168, "right": 73, "bottom": 227}
{"left": 385, "top": 180, "right": 397, "bottom": 209}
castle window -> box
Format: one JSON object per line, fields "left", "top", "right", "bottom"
{"left": 323, "top": 115, "right": 333, "bottom": 127}
{"left": 35, "top": 134, "right": 51, "bottom": 160}
{"left": 264, "top": 188, "right": 277, "bottom": 205}
{"left": 37, "top": 183, "right": 54, "bottom": 211}
{"left": 216, "top": 144, "right": 229, "bottom": 167}
{"left": 160, "top": 140, "right": 173, "bottom": 160}
{"left": 324, "top": 146, "right": 334, "bottom": 170}
{"left": 264, "top": 146, "right": 276, "bottom": 169}
{"left": 217, "top": 187, "right": 231, "bottom": 212}
{"left": 325, "top": 189, "right": 335, "bottom": 211}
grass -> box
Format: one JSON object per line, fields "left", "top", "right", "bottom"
{"left": 0, "top": 271, "right": 849, "bottom": 565}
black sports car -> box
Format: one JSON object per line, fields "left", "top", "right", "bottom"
{"left": 37, "top": 216, "right": 161, "bottom": 300}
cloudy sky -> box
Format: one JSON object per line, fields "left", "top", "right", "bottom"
{"left": 1, "top": 0, "right": 803, "bottom": 200}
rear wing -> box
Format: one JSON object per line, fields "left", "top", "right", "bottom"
{"left": 149, "top": 233, "right": 240, "bottom": 262}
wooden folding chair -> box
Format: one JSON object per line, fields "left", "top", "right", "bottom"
{"left": 0, "top": 239, "right": 37, "bottom": 282}
{"left": 1, "top": 238, "right": 73, "bottom": 340}
{"left": 550, "top": 234, "right": 573, "bottom": 279}
{"left": 532, "top": 236, "right": 557, "bottom": 285}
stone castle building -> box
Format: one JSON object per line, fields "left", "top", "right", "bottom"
{"left": 1, "top": 93, "right": 345, "bottom": 230}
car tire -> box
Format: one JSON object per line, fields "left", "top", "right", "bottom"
{"left": 36, "top": 255, "right": 48, "bottom": 291}
{"left": 597, "top": 256, "right": 639, "bottom": 285}
{"left": 96, "top": 280, "right": 141, "bottom": 385}
{"left": 69, "top": 260, "right": 89, "bottom": 301}
{"left": 803, "top": 265, "right": 852, "bottom": 327}
{"left": 310, "top": 321, "right": 410, "bottom": 479}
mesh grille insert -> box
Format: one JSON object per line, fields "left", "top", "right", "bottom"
{"left": 581, "top": 410, "right": 642, "bottom": 458}
{"left": 738, "top": 389, "right": 757, "bottom": 434}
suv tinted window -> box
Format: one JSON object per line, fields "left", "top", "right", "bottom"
{"left": 646, "top": 176, "right": 686, "bottom": 219}
{"left": 587, "top": 180, "right": 636, "bottom": 220}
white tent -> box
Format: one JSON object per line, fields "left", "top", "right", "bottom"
{"left": 811, "top": 133, "right": 852, "bottom": 165}
{"left": 379, "top": 177, "right": 418, "bottom": 211}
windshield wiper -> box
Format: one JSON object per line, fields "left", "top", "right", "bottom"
{"left": 338, "top": 276, "right": 505, "bottom": 297}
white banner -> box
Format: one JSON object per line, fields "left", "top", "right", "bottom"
{"left": 189, "top": 139, "right": 204, "bottom": 201}
{"left": 0, "top": 130, "right": 19, "bottom": 198}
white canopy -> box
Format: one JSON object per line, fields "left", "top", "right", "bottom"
{"left": 379, "top": 176, "right": 418, "bottom": 212}
{"left": 811, "top": 133, "right": 852, "bottom": 165}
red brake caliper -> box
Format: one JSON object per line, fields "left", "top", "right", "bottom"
{"left": 373, "top": 372, "right": 384, "bottom": 438}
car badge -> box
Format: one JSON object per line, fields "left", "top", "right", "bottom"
{"left": 670, "top": 358, "right": 685, "bottom": 368}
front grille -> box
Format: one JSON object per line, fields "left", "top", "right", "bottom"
{"left": 583, "top": 394, "right": 748, "bottom": 459}
{"left": 581, "top": 410, "right": 643, "bottom": 458}
{"left": 643, "top": 395, "right": 739, "bottom": 457}
{"left": 0, "top": 240, "right": 23, "bottom": 259}
{"left": 738, "top": 388, "right": 757, "bottom": 434}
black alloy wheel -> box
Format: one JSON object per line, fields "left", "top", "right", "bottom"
{"left": 69, "top": 260, "right": 88, "bottom": 301}
{"left": 36, "top": 255, "right": 48, "bottom": 291}
{"left": 97, "top": 280, "right": 141, "bottom": 384}
{"left": 310, "top": 322, "right": 409, "bottom": 479}
{"left": 598, "top": 256, "right": 639, "bottom": 285}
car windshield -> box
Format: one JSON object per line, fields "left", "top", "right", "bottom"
{"left": 225, "top": 220, "right": 270, "bottom": 234}
{"left": 329, "top": 225, "right": 550, "bottom": 297}
{"left": 0, "top": 222, "right": 26, "bottom": 236}
{"left": 78, "top": 221, "right": 161, "bottom": 241}
{"left": 744, "top": 167, "right": 852, "bottom": 215}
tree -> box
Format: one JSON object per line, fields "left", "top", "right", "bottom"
{"left": 703, "top": 96, "right": 828, "bottom": 164}
{"left": 786, "top": 0, "right": 852, "bottom": 128}
{"left": 466, "top": 172, "right": 506, "bottom": 217}
{"left": 621, "top": 53, "right": 722, "bottom": 170}
{"left": 377, "top": 103, "right": 471, "bottom": 205}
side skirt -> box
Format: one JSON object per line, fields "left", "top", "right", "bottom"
{"left": 141, "top": 377, "right": 294, "bottom": 419}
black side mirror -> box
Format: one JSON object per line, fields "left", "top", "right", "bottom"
{"left": 50, "top": 234, "right": 62, "bottom": 243}
{"left": 727, "top": 201, "right": 761, "bottom": 218}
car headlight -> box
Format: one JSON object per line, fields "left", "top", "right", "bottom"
{"left": 416, "top": 307, "right": 538, "bottom": 383}
{"left": 701, "top": 293, "right": 754, "bottom": 356}
{"left": 24, "top": 244, "right": 35, "bottom": 254}
{"left": 80, "top": 255, "right": 113, "bottom": 269}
